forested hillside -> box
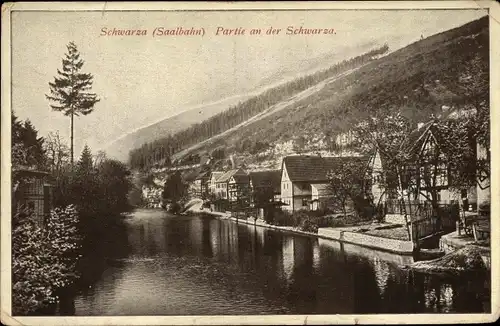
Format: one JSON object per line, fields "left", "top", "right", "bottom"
{"left": 129, "top": 15, "right": 488, "bottom": 171}
{"left": 218, "top": 16, "right": 488, "bottom": 153}
{"left": 128, "top": 45, "right": 390, "bottom": 169}
{"left": 102, "top": 94, "right": 251, "bottom": 161}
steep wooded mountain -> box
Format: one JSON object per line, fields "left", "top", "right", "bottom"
{"left": 128, "top": 45, "right": 391, "bottom": 169}
{"left": 105, "top": 42, "right": 383, "bottom": 162}
{"left": 102, "top": 95, "right": 251, "bottom": 161}
{"left": 130, "top": 15, "right": 488, "bottom": 171}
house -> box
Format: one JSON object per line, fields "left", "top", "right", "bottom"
{"left": 12, "top": 167, "right": 53, "bottom": 225}
{"left": 214, "top": 168, "right": 247, "bottom": 200}
{"left": 400, "top": 120, "right": 477, "bottom": 207}
{"left": 367, "top": 149, "right": 390, "bottom": 206}
{"left": 249, "top": 170, "right": 281, "bottom": 202}
{"left": 192, "top": 170, "right": 211, "bottom": 198}
{"left": 208, "top": 171, "right": 224, "bottom": 196}
{"left": 280, "top": 155, "right": 370, "bottom": 212}
{"left": 310, "top": 183, "right": 331, "bottom": 211}
{"left": 476, "top": 142, "right": 490, "bottom": 208}
{"left": 249, "top": 170, "right": 282, "bottom": 217}
{"left": 228, "top": 173, "right": 251, "bottom": 209}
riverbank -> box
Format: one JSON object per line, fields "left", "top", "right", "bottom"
{"left": 198, "top": 211, "right": 415, "bottom": 255}
{"left": 66, "top": 208, "right": 490, "bottom": 315}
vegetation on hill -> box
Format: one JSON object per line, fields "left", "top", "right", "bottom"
{"left": 128, "top": 45, "right": 390, "bottom": 170}
{"left": 129, "top": 16, "right": 488, "bottom": 173}
{"left": 11, "top": 114, "right": 134, "bottom": 314}
{"left": 210, "top": 16, "right": 488, "bottom": 158}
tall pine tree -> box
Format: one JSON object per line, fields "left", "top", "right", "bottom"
{"left": 46, "top": 42, "right": 100, "bottom": 165}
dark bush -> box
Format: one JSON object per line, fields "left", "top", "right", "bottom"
{"left": 291, "top": 210, "right": 310, "bottom": 227}
{"left": 479, "top": 201, "right": 490, "bottom": 217}
{"left": 352, "top": 196, "right": 375, "bottom": 220}
{"left": 273, "top": 210, "right": 293, "bottom": 226}
{"left": 299, "top": 218, "right": 319, "bottom": 233}
{"left": 168, "top": 202, "right": 182, "bottom": 215}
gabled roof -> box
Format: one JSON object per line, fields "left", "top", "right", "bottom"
{"left": 231, "top": 174, "right": 250, "bottom": 184}
{"left": 249, "top": 170, "right": 281, "bottom": 193}
{"left": 194, "top": 170, "right": 211, "bottom": 181}
{"left": 311, "top": 183, "right": 331, "bottom": 195}
{"left": 12, "top": 167, "right": 51, "bottom": 176}
{"left": 210, "top": 171, "right": 224, "bottom": 180}
{"left": 183, "top": 169, "right": 200, "bottom": 182}
{"left": 400, "top": 120, "right": 439, "bottom": 155}
{"left": 282, "top": 155, "right": 370, "bottom": 182}
{"left": 216, "top": 168, "right": 247, "bottom": 183}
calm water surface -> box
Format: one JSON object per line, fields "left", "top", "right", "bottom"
{"left": 69, "top": 209, "right": 490, "bottom": 315}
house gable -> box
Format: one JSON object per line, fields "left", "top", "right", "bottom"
{"left": 282, "top": 163, "right": 291, "bottom": 182}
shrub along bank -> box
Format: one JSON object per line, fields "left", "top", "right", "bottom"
{"left": 262, "top": 208, "right": 373, "bottom": 234}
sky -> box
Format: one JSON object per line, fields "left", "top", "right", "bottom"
{"left": 11, "top": 9, "right": 487, "bottom": 157}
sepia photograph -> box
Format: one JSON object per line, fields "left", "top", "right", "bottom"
{"left": 1, "top": 1, "right": 499, "bottom": 325}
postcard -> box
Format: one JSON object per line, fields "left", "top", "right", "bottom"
{"left": 1, "top": 1, "right": 499, "bottom": 325}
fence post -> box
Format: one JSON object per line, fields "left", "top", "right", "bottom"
{"left": 410, "top": 220, "right": 420, "bottom": 251}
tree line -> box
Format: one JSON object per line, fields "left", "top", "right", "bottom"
{"left": 11, "top": 112, "right": 133, "bottom": 315}
{"left": 128, "top": 44, "right": 390, "bottom": 170}
{"left": 12, "top": 41, "right": 130, "bottom": 315}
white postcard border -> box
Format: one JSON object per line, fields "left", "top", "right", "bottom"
{"left": 2, "top": 1, "right": 499, "bottom": 325}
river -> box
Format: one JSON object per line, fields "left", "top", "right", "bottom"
{"left": 64, "top": 209, "right": 490, "bottom": 315}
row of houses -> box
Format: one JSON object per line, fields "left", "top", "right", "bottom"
{"left": 187, "top": 119, "right": 490, "bottom": 217}
{"left": 189, "top": 155, "right": 376, "bottom": 213}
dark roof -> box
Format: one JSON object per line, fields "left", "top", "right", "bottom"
{"left": 231, "top": 174, "right": 250, "bottom": 184}
{"left": 12, "top": 169, "right": 51, "bottom": 176}
{"left": 216, "top": 168, "right": 247, "bottom": 183}
{"left": 249, "top": 170, "right": 281, "bottom": 193}
{"left": 400, "top": 120, "right": 437, "bottom": 155}
{"left": 282, "top": 155, "right": 370, "bottom": 182}
{"left": 194, "top": 170, "right": 211, "bottom": 181}
{"left": 12, "top": 165, "right": 51, "bottom": 176}
{"left": 210, "top": 171, "right": 224, "bottom": 180}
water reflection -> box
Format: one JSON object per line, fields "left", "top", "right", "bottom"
{"left": 69, "top": 209, "right": 490, "bottom": 315}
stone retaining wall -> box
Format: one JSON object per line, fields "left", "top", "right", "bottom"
{"left": 385, "top": 214, "right": 407, "bottom": 225}
{"left": 204, "top": 212, "right": 414, "bottom": 255}
{"left": 318, "top": 228, "right": 414, "bottom": 254}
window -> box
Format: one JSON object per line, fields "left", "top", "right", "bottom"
{"left": 302, "top": 198, "right": 308, "bottom": 207}
{"left": 436, "top": 166, "right": 448, "bottom": 187}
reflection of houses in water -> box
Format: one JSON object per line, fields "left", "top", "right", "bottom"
{"left": 209, "top": 220, "right": 240, "bottom": 262}
{"left": 189, "top": 217, "right": 204, "bottom": 254}
{"left": 226, "top": 222, "right": 240, "bottom": 264}
{"left": 282, "top": 237, "right": 295, "bottom": 284}
{"left": 441, "top": 285, "right": 454, "bottom": 312}
{"left": 253, "top": 225, "right": 265, "bottom": 248}
{"left": 312, "top": 242, "right": 321, "bottom": 271}
{"left": 424, "top": 284, "right": 454, "bottom": 312}
{"left": 128, "top": 215, "right": 167, "bottom": 256}
{"left": 209, "top": 220, "right": 222, "bottom": 257}
{"left": 372, "top": 256, "right": 391, "bottom": 296}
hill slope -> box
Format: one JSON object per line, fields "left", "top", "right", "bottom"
{"left": 102, "top": 95, "right": 251, "bottom": 161}
{"left": 103, "top": 42, "right": 384, "bottom": 162}
{"left": 176, "top": 15, "right": 489, "bottom": 169}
